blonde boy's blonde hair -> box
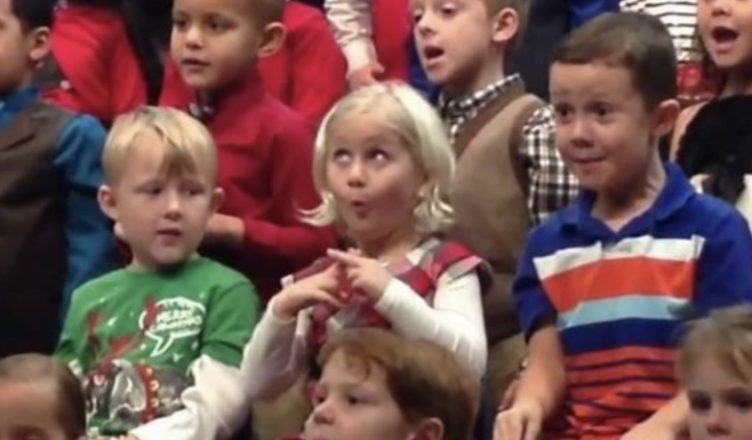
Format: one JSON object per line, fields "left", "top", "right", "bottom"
{"left": 103, "top": 106, "right": 217, "bottom": 184}
{"left": 678, "top": 305, "right": 752, "bottom": 383}
{"left": 305, "top": 82, "right": 455, "bottom": 235}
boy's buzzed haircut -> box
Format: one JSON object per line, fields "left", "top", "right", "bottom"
{"left": 0, "top": 354, "right": 86, "bottom": 440}
{"left": 318, "top": 329, "right": 480, "bottom": 440}
{"left": 253, "top": 0, "right": 285, "bottom": 26}
{"left": 10, "top": 0, "right": 56, "bottom": 30}
{"left": 553, "top": 12, "right": 677, "bottom": 108}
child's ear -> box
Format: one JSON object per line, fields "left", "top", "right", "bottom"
{"left": 27, "top": 26, "right": 51, "bottom": 65}
{"left": 652, "top": 99, "right": 681, "bottom": 138}
{"left": 98, "top": 185, "right": 119, "bottom": 222}
{"left": 210, "top": 187, "right": 225, "bottom": 214}
{"left": 257, "top": 22, "right": 286, "bottom": 58}
{"left": 409, "top": 417, "right": 444, "bottom": 440}
{"left": 490, "top": 7, "right": 519, "bottom": 46}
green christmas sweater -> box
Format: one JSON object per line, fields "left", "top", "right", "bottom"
{"left": 56, "top": 258, "right": 260, "bottom": 440}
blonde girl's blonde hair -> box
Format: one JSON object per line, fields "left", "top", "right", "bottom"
{"left": 103, "top": 106, "right": 218, "bottom": 185}
{"left": 304, "top": 81, "right": 455, "bottom": 235}
{"left": 678, "top": 305, "right": 752, "bottom": 384}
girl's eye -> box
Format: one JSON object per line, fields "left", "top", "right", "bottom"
{"left": 173, "top": 17, "right": 188, "bottom": 30}
{"left": 688, "top": 393, "right": 712, "bottom": 412}
{"left": 440, "top": 4, "right": 457, "bottom": 15}
{"left": 593, "top": 103, "right": 613, "bottom": 118}
{"left": 331, "top": 149, "right": 352, "bottom": 162}
{"left": 727, "top": 392, "right": 752, "bottom": 411}
{"left": 345, "top": 394, "right": 362, "bottom": 406}
{"left": 412, "top": 9, "right": 424, "bottom": 22}
{"left": 368, "top": 149, "right": 388, "bottom": 161}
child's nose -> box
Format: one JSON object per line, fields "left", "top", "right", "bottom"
{"left": 311, "top": 399, "right": 336, "bottom": 425}
{"left": 346, "top": 161, "right": 366, "bottom": 187}
{"left": 165, "top": 192, "right": 183, "bottom": 218}
{"left": 706, "top": 405, "right": 730, "bottom": 436}
{"left": 185, "top": 25, "right": 203, "bottom": 48}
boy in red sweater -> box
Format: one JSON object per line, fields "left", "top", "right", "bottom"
{"left": 161, "top": 0, "right": 346, "bottom": 129}
{"left": 162, "top": 0, "right": 337, "bottom": 300}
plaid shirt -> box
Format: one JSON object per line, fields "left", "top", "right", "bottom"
{"left": 440, "top": 75, "right": 579, "bottom": 224}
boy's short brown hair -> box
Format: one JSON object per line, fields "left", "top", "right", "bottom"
{"left": 552, "top": 12, "right": 677, "bottom": 108}
{"left": 246, "top": 0, "right": 285, "bottom": 26}
{"left": 678, "top": 305, "right": 752, "bottom": 384}
{"left": 0, "top": 354, "right": 85, "bottom": 440}
{"left": 317, "top": 329, "right": 480, "bottom": 440}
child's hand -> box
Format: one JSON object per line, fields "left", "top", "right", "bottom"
{"left": 619, "top": 417, "right": 681, "bottom": 440}
{"left": 204, "top": 214, "right": 244, "bottom": 247}
{"left": 273, "top": 264, "right": 342, "bottom": 321}
{"left": 493, "top": 400, "right": 543, "bottom": 440}
{"left": 348, "top": 61, "right": 385, "bottom": 89}
{"left": 327, "top": 249, "right": 393, "bottom": 301}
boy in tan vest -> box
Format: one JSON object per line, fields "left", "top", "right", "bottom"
{"left": 411, "top": 0, "right": 578, "bottom": 407}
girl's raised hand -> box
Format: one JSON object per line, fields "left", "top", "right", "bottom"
{"left": 327, "top": 249, "right": 394, "bottom": 301}
{"left": 272, "top": 264, "right": 342, "bottom": 321}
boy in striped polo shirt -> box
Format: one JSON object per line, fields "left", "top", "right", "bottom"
{"left": 495, "top": 12, "right": 752, "bottom": 440}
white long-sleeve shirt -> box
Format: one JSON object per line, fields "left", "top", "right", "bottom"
{"left": 243, "top": 246, "right": 488, "bottom": 400}
{"left": 324, "top": 0, "right": 376, "bottom": 75}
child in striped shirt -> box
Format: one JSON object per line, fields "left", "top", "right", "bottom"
{"left": 495, "top": 12, "right": 752, "bottom": 440}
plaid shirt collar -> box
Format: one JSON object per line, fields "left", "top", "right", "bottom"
{"left": 440, "top": 74, "right": 523, "bottom": 142}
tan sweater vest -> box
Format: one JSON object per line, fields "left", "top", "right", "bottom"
{"left": 449, "top": 82, "right": 543, "bottom": 344}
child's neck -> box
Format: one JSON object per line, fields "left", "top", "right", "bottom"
{"left": 592, "top": 155, "right": 666, "bottom": 233}
{"left": 720, "top": 65, "right": 752, "bottom": 97}
{"left": 353, "top": 228, "right": 424, "bottom": 263}
{"left": 445, "top": 51, "right": 506, "bottom": 99}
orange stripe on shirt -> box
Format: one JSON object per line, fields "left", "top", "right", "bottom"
{"left": 568, "top": 361, "right": 676, "bottom": 386}
{"left": 565, "top": 346, "right": 677, "bottom": 368}
{"left": 568, "top": 378, "right": 678, "bottom": 401}
{"left": 543, "top": 258, "right": 696, "bottom": 313}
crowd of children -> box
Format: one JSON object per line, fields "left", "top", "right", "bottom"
{"left": 2, "top": 1, "right": 752, "bottom": 440}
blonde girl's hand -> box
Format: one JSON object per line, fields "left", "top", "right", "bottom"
{"left": 326, "top": 249, "right": 394, "bottom": 301}
{"left": 493, "top": 399, "right": 544, "bottom": 440}
{"left": 272, "top": 264, "right": 343, "bottom": 321}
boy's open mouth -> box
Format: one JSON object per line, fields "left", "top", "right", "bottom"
{"left": 423, "top": 45, "right": 445, "bottom": 60}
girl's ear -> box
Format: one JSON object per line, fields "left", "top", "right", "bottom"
{"left": 408, "top": 417, "right": 444, "bottom": 440}
{"left": 257, "top": 22, "right": 286, "bottom": 58}
{"left": 98, "top": 185, "right": 119, "bottom": 222}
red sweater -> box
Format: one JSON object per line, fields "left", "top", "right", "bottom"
{"left": 44, "top": 4, "right": 147, "bottom": 124}
{"left": 373, "top": 0, "right": 412, "bottom": 81}
{"left": 261, "top": 2, "right": 347, "bottom": 127}
{"left": 160, "top": 72, "right": 337, "bottom": 300}
{"left": 161, "top": 2, "right": 346, "bottom": 129}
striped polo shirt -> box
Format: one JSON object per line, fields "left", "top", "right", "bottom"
{"left": 514, "top": 163, "right": 752, "bottom": 440}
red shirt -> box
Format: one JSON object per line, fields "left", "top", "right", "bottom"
{"left": 161, "top": 1, "right": 346, "bottom": 129}
{"left": 373, "top": 0, "right": 411, "bottom": 81}
{"left": 160, "top": 72, "right": 337, "bottom": 300}
{"left": 261, "top": 2, "right": 347, "bottom": 127}
{"left": 44, "top": 4, "right": 147, "bottom": 124}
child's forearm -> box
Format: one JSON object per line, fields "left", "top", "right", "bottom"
{"left": 646, "top": 392, "right": 689, "bottom": 434}
{"left": 204, "top": 213, "right": 245, "bottom": 247}
{"left": 514, "top": 324, "right": 566, "bottom": 418}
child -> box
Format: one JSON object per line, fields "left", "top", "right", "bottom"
{"left": 672, "top": 0, "right": 752, "bottom": 228}
{"left": 291, "top": 328, "right": 480, "bottom": 440}
{"left": 162, "top": 0, "right": 337, "bottom": 300}
{"left": 243, "top": 81, "right": 487, "bottom": 396}
{"left": 160, "top": 0, "right": 348, "bottom": 129}
{"left": 37, "top": 0, "right": 149, "bottom": 125}
{"left": 0, "top": 0, "right": 115, "bottom": 358}
{"left": 56, "top": 107, "right": 261, "bottom": 440}
{"left": 412, "top": 0, "right": 578, "bottom": 398}
{"left": 678, "top": 305, "right": 752, "bottom": 440}
{"left": 0, "top": 354, "right": 86, "bottom": 440}
{"left": 495, "top": 12, "right": 752, "bottom": 440}
{"left": 620, "top": 0, "right": 717, "bottom": 107}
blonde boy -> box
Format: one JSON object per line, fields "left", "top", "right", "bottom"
{"left": 56, "top": 107, "right": 260, "bottom": 440}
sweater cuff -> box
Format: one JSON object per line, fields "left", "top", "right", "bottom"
{"left": 343, "top": 39, "right": 378, "bottom": 76}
